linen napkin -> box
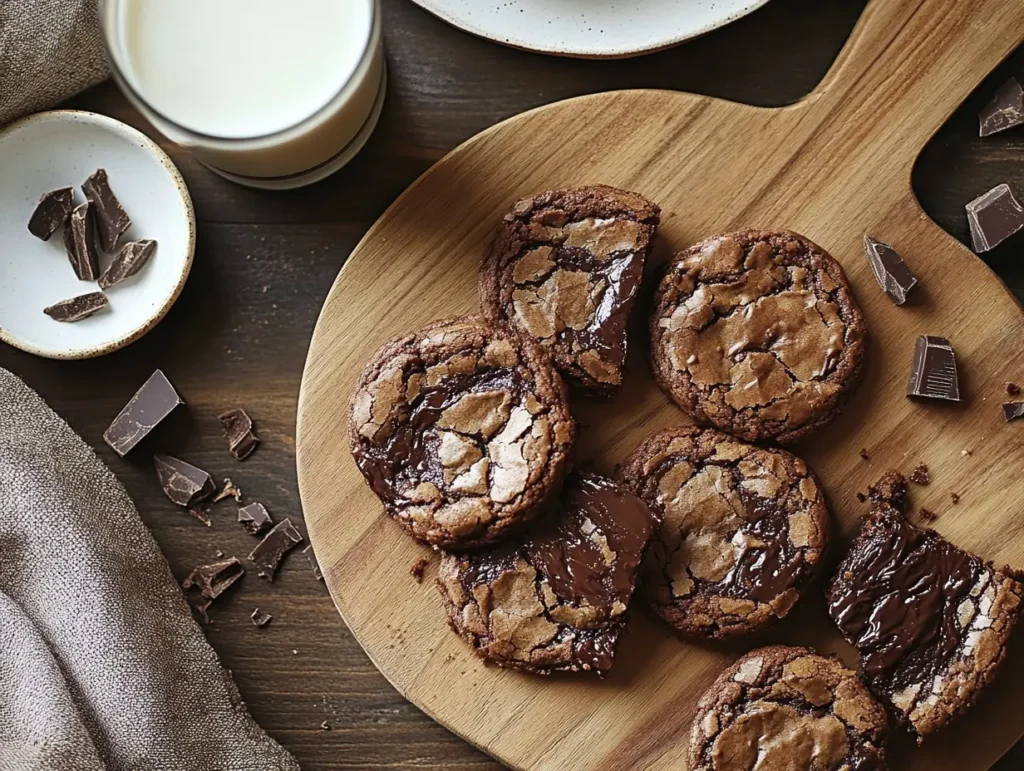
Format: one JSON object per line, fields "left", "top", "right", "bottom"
{"left": 0, "top": 367, "right": 299, "bottom": 771}
{"left": 0, "top": 0, "right": 109, "bottom": 126}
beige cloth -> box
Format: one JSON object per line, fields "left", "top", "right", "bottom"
{"left": 0, "top": 367, "right": 300, "bottom": 771}
{"left": 0, "top": 0, "right": 109, "bottom": 126}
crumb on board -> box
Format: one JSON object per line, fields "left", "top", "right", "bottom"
{"left": 320, "top": 720, "right": 331, "bottom": 731}
{"left": 950, "top": 492, "right": 960, "bottom": 504}
{"left": 213, "top": 478, "right": 242, "bottom": 503}
{"left": 859, "top": 448, "right": 870, "bottom": 461}
{"left": 1008, "top": 382, "right": 1021, "bottom": 396}
{"left": 856, "top": 492, "right": 867, "bottom": 503}
{"left": 919, "top": 507, "right": 938, "bottom": 522}
{"left": 909, "top": 463, "right": 930, "bottom": 485}
{"left": 410, "top": 557, "right": 429, "bottom": 583}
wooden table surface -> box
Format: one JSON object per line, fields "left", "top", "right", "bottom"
{"left": 2, "top": 1, "right": 1022, "bottom": 768}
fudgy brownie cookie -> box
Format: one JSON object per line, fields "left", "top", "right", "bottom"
{"left": 437, "top": 471, "right": 658, "bottom": 674}
{"left": 349, "top": 316, "right": 575, "bottom": 550}
{"left": 650, "top": 230, "right": 867, "bottom": 443}
{"left": 828, "top": 472, "right": 1024, "bottom": 741}
{"left": 689, "top": 646, "right": 888, "bottom": 771}
{"left": 618, "top": 426, "right": 828, "bottom": 638}
{"left": 479, "top": 185, "right": 660, "bottom": 397}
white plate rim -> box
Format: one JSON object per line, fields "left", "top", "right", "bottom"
{"left": 0, "top": 109, "right": 196, "bottom": 360}
{"left": 407, "top": 0, "right": 774, "bottom": 59}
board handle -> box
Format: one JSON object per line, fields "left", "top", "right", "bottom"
{"left": 805, "top": 0, "right": 1024, "bottom": 161}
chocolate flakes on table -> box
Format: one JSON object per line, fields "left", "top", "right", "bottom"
{"left": 103, "top": 370, "right": 184, "bottom": 457}
{"left": 99, "top": 239, "right": 157, "bottom": 290}
{"left": 250, "top": 608, "right": 273, "bottom": 627}
{"left": 249, "top": 519, "right": 303, "bottom": 580}
{"left": 183, "top": 557, "right": 244, "bottom": 623}
{"left": 82, "top": 168, "right": 131, "bottom": 252}
{"left": 979, "top": 77, "right": 1024, "bottom": 137}
{"left": 303, "top": 545, "right": 323, "bottom": 582}
{"left": 154, "top": 454, "right": 215, "bottom": 507}
{"left": 863, "top": 236, "right": 918, "bottom": 305}
{"left": 63, "top": 201, "right": 101, "bottom": 280}
{"left": 906, "top": 335, "right": 960, "bottom": 402}
{"left": 28, "top": 187, "right": 74, "bottom": 241}
{"left": 908, "top": 463, "right": 930, "bottom": 485}
{"left": 966, "top": 184, "right": 1024, "bottom": 252}
{"left": 1003, "top": 402, "right": 1024, "bottom": 422}
{"left": 238, "top": 502, "right": 273, "bottom": 536}
{"left": 219, "top": 408, "right": 260, "bottom": 460}
{"left": 43, "top": 292, "right": 108, "bottom": 323}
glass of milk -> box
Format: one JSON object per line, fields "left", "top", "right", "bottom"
{"left": 99, "top": 0, "right": 384, "bottom": 189}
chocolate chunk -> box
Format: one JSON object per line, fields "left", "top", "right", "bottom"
{"left": 906, "top": 335, "right": 960, "bottom": 402}
{"left": 250, "top": 608, "right": 273, "bottom": 627}
{"left": 63, "top": 202, "right": 101, "bottom": 280}
{"left": 154, "top": 454, "right": 215, "bottom": 507}
{"left": 303, "top": 545, "right": 323, "bottom": 581}
{"left": 979, "top": 77, "right": 1024, "bottom": 137}
{"left": 212, "top": 478, "right": 242, "bottom": 503}
{"left": 219, "top": 408, "right": 260, "bottom": 460}
{"left": 860, "top": 448, "right": 870, "bottom": 461}
{"left": 99, "top": 239, "right": 157, "bottom": 289}
{"left": 863, "top": 236, "right": 918, "bottom": 305}
{"left": 103, "top": 370, "right": 184, "bottom": 457}
{"left": 82, "top": 168, "right": 131, "bottom": 252}
{"left": 1003, "top": 401, "right": 1024, "bottom": 422}
{"left": 28, "top": 187, "right": 74, "bottom": 241}
{"left": 43, "top": 292, "right": 108, "bottom": 322}
{"left": 1007, "top": 382, "right": 1021, "bottom": 396}
{"left": 909, "top": 463, "right": 930, "bottom": 485}
{"left": 238, "top": 502, "right": 273, "bottom": 536}
{"left": 183, "top": 557, "right": 244, "bottom": 623}
{"left": 966, "top": 184, "right": 1024, "bottom": 252}
{"left": 409, "top": 557, "right": 428, "bottom": 583}
{"left": 248, "top": 519, "right": 303, "bottom": 580}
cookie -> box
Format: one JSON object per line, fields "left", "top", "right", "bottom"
{"left": 479, "top": 185, "right": 660, "bottom": 397}
{"left": 828, "top": 471, "right": 1024, "bottom": 741}
{"left": 689, "top": 646, "right": 888, "bottom": 771}
{"left": 650, "top": 230, "right": 867, "bottom": 443}
{"left": 437, "top": 471, "right": 658, "bottom": 675}
{"left": 349, "top": 316, "right": 575, "bottom": 550}
{"left": 618, "top": 426, "right": 828, "bottom": 639}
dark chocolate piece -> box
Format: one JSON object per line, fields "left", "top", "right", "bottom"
{"left": 219, "top": 408, "right": 260, "bottom": 460}
{"left": 82, "top": 168, "right": 131, "bottom": 252}
{"left": 238, "top": 502, "right": 273, "bottom": 536}
{"left": 1003, "top": 401, "right": 1024, "bottom": 422}
{"left": 908, "top": 463, "right": 930, "bottom": 485}
{"left": 966, "top": 184, "right": 1024, "bottom": 252}
{"left": 99, "top": 239, "right": 157, "bottom": 290}
{"left": 103, "top": 370, "right": 184, "bottom": 457}
{"left": 248, "top": 519, "right": 303, "bottom": 580}
{"left": 28, "top": 187, "right": 74, "bottom": 241}
{"left": 43, "top": 291, "right": 108, "bottom": 322}
{"left": 979, "top": 77, "right": 1024, "bottom": 137}
{"left": 409, "top": 557, "right": 428, "bottom": 583}
{"left": 183, "top": 557, "right": 243, "bottom": 623}
{"left": 212, "top": 478, "right": 242, "bottom": 503}
{"left": 1006, "top": 382, "right": 1021, "bottom": 396}
{"left": 863, "top": 235, "right": 918, "bottom": 305}
{"left": 303, "top": 545, "right": 323, "bottom": 581}
{"left": 154, "top": 454, "right": 215, "bottom": 507}
{"left": 907, "top": 335, "right": 960, "bottom": 402}
{"left": 63, "top": 202, "right": 100, "bottom": 280}
{"left": 250, "top": 608, "right": 272, "bottom": 627}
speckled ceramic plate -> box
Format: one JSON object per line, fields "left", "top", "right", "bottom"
{"left": 0, "top": 110, "right": 194, "bottom": 359}
{"left": 408, "top": 0, "right": 773, "bottom": 58}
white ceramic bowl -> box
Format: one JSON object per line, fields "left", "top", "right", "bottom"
{"left": 0, "top": 110, "right": 194, "bottom": 359}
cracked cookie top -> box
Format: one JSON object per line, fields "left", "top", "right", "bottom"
{"left": 690, "top": 646, "right": 888, "bottom": 771}
{"left": 349, "top": 316, "right": 575, "bottom": 550}
{"left": 828, "top": 471, "right": 1024, "bottom": 740}
{"left": 619, "top": 426, "right": 829, "bottom": 639}
{"left": 650, "top": 230, "right": 867, "bottom": 443}
{"left": 437, "top": 472, "right": 658, "bottom": 674}
{"left": 479, "top": 185, "right": 660, "bottom": 397}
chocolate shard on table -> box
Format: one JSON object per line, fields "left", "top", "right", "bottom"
{"left": 828, "top": 472, "right": 1024, "bottom": 740}
{"left": 250, "top": 608, "right": 273, "bottom": 627}
{"left": 1003, "top": 402, "right": 1024, "bottom": 422}
{"left": 63, "top": 201, "right": 101, "bottom": 280}
{"left": 238, "top": 502, "right": 273, "bottom": 536}
{"left": 98, "top": 239, "right": 157, "bottom": 289}
{"left": 906, "top": 335, "right": 960, "bottom": 402}
{"left": 82, "top": 168, "right": 131, "bottom": 252}
{"left": 863, "top": 235, "right": 918, "bottom": 305}
{"left": 28, "top": 187, "right": 74, "bottom": 241}
{"left": 154, "top": 454, "right": 216, "bottom": 507}
{"left": 979, "top": 77, "right": 1024, "bottom": 137}
{"left": 219, "top": 408, "right": 260, "bottom": 460}
{"left": 248, "top": 519, "right": 303, "bottom": 580}
{"left": 183, "top": 557, "right": 244, "bottom": 623}
{"left": 43, "top": 291, "right": 108, "bottom": 323}
{"left": 966, "top": 183, "right": 1024, "bottom": 252}
{"left": 103, "top": 369, "right": 185, "bottom": 457}
{"left": 303, "top": 545, "right": 323, "bottom": 581}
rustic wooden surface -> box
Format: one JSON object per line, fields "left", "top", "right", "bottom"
{"left": 1, "top": 0, "right": 1023, "bottom": 768}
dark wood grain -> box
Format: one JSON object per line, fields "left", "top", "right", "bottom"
{"left": 1, "top": 0, "right": 1022, "bottom": 768}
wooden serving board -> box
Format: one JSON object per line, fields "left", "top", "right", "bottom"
{"left": 296, "top": 1, "right": 1024, "bottom": 767}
